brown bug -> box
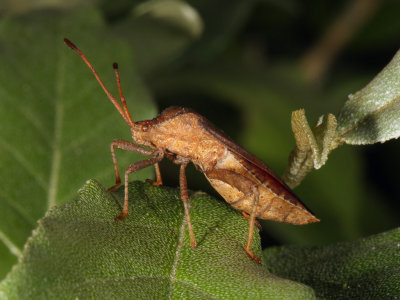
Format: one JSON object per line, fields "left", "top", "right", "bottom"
{"left": 64, "top": 38, "right": 319, "bottom": 263}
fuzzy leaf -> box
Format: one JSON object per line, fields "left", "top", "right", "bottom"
{"left": 0, "top": 180, "right": 315, "bottom": 299}
{"left": 282, "top": 109, "right": 314, "bottom": 188}
{"left": 264, "top": 228, "right": 400, "bottom": 299}
{"left": 313, "top": 113, "right": 338, "bottom": 167}
{"left": 337, "top": 49, "right": 400, "bottom": 144}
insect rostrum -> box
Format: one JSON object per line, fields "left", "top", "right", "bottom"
{"left": 64, "top": 38, "right": 319, "bottom": 264}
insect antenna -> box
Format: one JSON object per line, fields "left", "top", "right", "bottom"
{"left": 64, "top": 38, "right": 134, "bottom": 127}
{"left": 113, "top": 62, "right": 134, "bottom": 126}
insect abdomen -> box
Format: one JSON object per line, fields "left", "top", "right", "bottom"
{"left": 204, "top": 151, "right": 319, "bottom": 225}
{"left": 205, "top": 174, "right": 317, "bottom": 224}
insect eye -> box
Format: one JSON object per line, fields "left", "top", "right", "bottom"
{"left": 142, "top": 125, "right": 148, "bottom": 132}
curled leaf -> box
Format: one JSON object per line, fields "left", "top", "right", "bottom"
{"left": 283, "top": 109, "right": 337, "bottom": 188}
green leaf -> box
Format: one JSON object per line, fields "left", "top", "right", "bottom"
{"left": 337, "top": 49, "right": 400, "bottom": 144}
{"left": 0, "top": 8, "right": 156, "bottom": 279}
{"left": 264, "top": 228, "right": 400, "bottom": 299}
{"left": 0, "top": 180, "right": 315, "bottom": 299}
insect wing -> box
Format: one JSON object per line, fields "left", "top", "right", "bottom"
{"left": 198, "top": 117, "right": 312, "bottom": 211}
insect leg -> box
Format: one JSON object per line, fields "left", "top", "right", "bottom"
{"left": 115, "top": 152, "right": 164, "bottom": 221}
{"left": 146, "top": 163, "right": 163, "bottom": 186}
{"left": 109, "top": 140, "right": 156, "bottom": 191}
{"left": 241, "top": 211, "right": 262, "bottom": 230}
{"left": 179, "top": 162, "right": 197, "bottom": 248}
{"left": 205, "top": 169, "right": 262, "bottom": 263}
{"left": 244, "top": 186, "right": 262, "bottom": 264}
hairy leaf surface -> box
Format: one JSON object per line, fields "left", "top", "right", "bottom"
{"left": 0, "top": 180, "right": 315, "bottom": 299}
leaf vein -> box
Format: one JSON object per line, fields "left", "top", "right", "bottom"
{"left": 168, "top": 195, "right": 188, "bottom": 299}
{"left": 0, "top": 137, "right": 47, "bottom": 189}
{"left": 0, "top": 230, "right": 22, "bottom": 257}
{"left": 47, "top": 39, "right": 66, "bottom": 209}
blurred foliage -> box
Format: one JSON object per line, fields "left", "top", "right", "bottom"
{"left": 0, "top": 7, "right": 157, "bottom": 280}
{"left": 0, "top": 0, "right": 399, "bottom": 297}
